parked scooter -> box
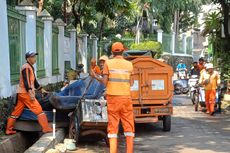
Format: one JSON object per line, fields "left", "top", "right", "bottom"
{"left": 188, "top": 75, "right": 199, "bottom": 104}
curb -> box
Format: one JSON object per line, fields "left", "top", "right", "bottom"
{"left": 24, "top": 128, "right": 66, "bottom": 153}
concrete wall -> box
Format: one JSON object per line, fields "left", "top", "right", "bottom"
{"left": 0, "top": 0, "right": 12, "bottom": 98}
{"left": 0, "top": 3, "right": 77, "bottom": 98}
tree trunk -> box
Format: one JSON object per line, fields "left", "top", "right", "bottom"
{"left": 220, "top": 0, "right": 230, "bottom": 38}
{"left": 99, "top": 17, "right": 106, "bottom": 41}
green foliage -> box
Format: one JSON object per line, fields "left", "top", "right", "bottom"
{"left": 43, "top": 0, "right": 63, "bottom": 20}
{"left": 150, "top": 0, "right": 210, "bottom": 33}
{"left": 201, "top": 5, "right": 230, "bottom": 81}
{"left": 202, "top": 12, "right": 221, "bottom": 37}
{"left": 130, "top": 41, "right": 163, "bottom": 57}
{"left": 0, "top": 98, "right": 14, "bottom": 134}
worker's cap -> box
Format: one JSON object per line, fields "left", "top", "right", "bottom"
{"left": 206, "top": 63, "right": 214, "bottom": 69}
{"left": 25, "top": 51, "right": 38, "bottom": 59}
{"left": 99, "top": 55, "right": 109, "bottom": 61}
{"left": 112, "top": 42, "right": 124, "bottom": 52}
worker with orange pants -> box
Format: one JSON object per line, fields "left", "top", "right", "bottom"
{"left": 199, "top": 63, "right": 220, "bottom": 116}
{"left": 6, "top": 52, "right": 53, "bottom": 135}
{"left": 91, "top": 42, "right": 135, "bottom": 153}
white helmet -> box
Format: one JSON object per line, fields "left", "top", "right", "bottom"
{"left": 206, "top": 63, "right": 214, "bottom": 69}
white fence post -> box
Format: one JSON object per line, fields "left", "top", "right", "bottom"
{"left": 182, "top": 33, "right": 187, "bottom": 54}
{"left": 41, "top": 9, "right": 53, "bottom": 78}
{"left": 16, "top": 2, "right": 37, "bottom": 54}
{"left": 0, "top": 0, "right": 12, "bottom": 98}
{"left": 157, "top": 29, "right": 163, "bottom": 43}
{"left": 77, "top": 33, "right": 88, "bottom": 73}
{"left": 68, "top": 24, "right": 77, "bottom": 69}
{"left": 171, "top": 32, "right": 175, "bottom": 55}
{"left": 91, "top": 34, "right": 98, "bottom": 61}
{"left": 54, "top": 18, "right": 66, "bottom": 81}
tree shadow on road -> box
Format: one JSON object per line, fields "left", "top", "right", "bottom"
{"left": 132, "top": 114, "right": 230, "bottom": 153}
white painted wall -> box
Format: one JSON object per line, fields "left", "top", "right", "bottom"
{"left": 0, "top": 5, "right": 77, "bottom": 97}
{"left": 0, "top": 0, "right": 12, "bottom": 98}
{"left": 69, "top": 29, "right": 76, "bottom": 69}
{"left": 77, "top": 34, "right": 88, "bottom": 72}
{"left": 42, "top": 16, "right": 53, "bottom": 79}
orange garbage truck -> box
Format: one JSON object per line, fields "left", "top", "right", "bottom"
{"left": 124, "top": 50, "right": 174, "bottom": 131}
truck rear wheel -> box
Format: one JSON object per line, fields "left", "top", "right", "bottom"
{"left": 163, "top": 115, "right": 171, "bottom": 132}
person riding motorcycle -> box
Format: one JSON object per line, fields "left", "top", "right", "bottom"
{"left": 177, "top": 60, "right": 187, "bottom": 79}
{"left": 190, "top": 62, "right": 200, "bottom": 77}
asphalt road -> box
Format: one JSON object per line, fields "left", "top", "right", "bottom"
{"left": 68, "top": 95, "right": 230, "bottom": 153}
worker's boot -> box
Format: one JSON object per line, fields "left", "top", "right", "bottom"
{"left": 126, "top": 136, "right": 134, "bottom": 153}
{"left": 6, "top": 118, "right": 17, "bottom": 135}
{"left": 37, "top": 113, "right": 53, "bottom": 133}
{"left": 209, "top": 103, "right": 215, "bottom": 116}
{"left": 109, "top": 138, "right": 118, "bottom": 153}
{"left": 205, "top": 102, "right": 210, "bottom": 114}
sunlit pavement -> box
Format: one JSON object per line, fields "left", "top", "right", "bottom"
{"left": 68, "top": 95, "right": 230, "bottom": 153}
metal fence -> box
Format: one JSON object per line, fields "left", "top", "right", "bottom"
{"left": 186, "top": 36, "right": 193, "bottom": 55}
{"left": 87, "top": 39, "right": 93, "bottom": 71}
{"left": 36, "top": 18, "right": 45, "bottom": 78}
{"left": 175, "top": 36, "right": 184, "bottom": 54}
{"left": 52, "top": 25, "right": 59, "bottom": 75}
{"left": 162, "top": 33, "right": 172, "bottom": 54}
{"left": 7, "top": 6, "right": 26, "bottom": 84}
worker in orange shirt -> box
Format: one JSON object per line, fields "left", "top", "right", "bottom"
{"left": 91, "top": 42, "right": 135, "bottom": 153}
{"left": 6, "top": 52, "right": 53, "bottom": 135}
{"left": 99, "top": 55, "right": 109, "bottom": 75}
{"left": 199, "top": 63, "right": 220, "bottom": 116}
{"left": 198, "top": 58, "right": 205, "bottom": 71}
{"left": 90, "top": 58, "right": 101, "bottom": 75}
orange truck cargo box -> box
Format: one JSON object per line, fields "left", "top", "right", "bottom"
{"left": 130, "top": 57, "right": 174, "bottom": 104}
{"left": 124, "top": 50, "right": 173, "bottom": 131}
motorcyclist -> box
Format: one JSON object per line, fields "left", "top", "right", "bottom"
{"left": 177, "top": 60, "right": 187, "bottom": 79}
{"left": 190, "top": 62, "right": 200, "bottom": 77}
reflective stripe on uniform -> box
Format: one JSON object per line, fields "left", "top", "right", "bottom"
{"left": 109, "top": 78, "right": 130, "bottom": 83}
{"left": 108, "top": 134, "right": 118, "bottom": 138}
{"left": 109, "top": 69, "right": 131, "bottom": 74}
{"left": 124, "top": 132, "right": 135, "bottom": 137}
{"left": 10, "top": 115, "right": 19, "bottom": 119}
{"left": 37, "top": 112, "right": 45, "bottom": 116}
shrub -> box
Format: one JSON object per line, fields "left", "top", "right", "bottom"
{"left": 130, "top": 41, "right": 163, "bottom": 58}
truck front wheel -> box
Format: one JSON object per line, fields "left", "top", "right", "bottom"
{"left": 163, "top": 115, "right": 171, "bottom": 132}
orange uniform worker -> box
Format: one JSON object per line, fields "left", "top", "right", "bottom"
{"left": 91, "top": 42, "right": 135, "bottom": 153}
{"left": 198, "top": 57, "right": 205, "bottom": 71}
{"left": 99, "top": 55, "right": 109, "bottom": 75}
{"left": 6, "top": 52, "right": 53, "bottom": 135}
{"left": 199, "top": 63, "right": 220, "bottom": 116}
{"left": 91, "top": 58, "right": 101, "bottom": 75}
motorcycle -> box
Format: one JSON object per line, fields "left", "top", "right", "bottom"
{"left": 188, "top": 75, "right": 199, "bottom": 104}
{"left": 177, "top": 68, "right": 187, "bottom": 79}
